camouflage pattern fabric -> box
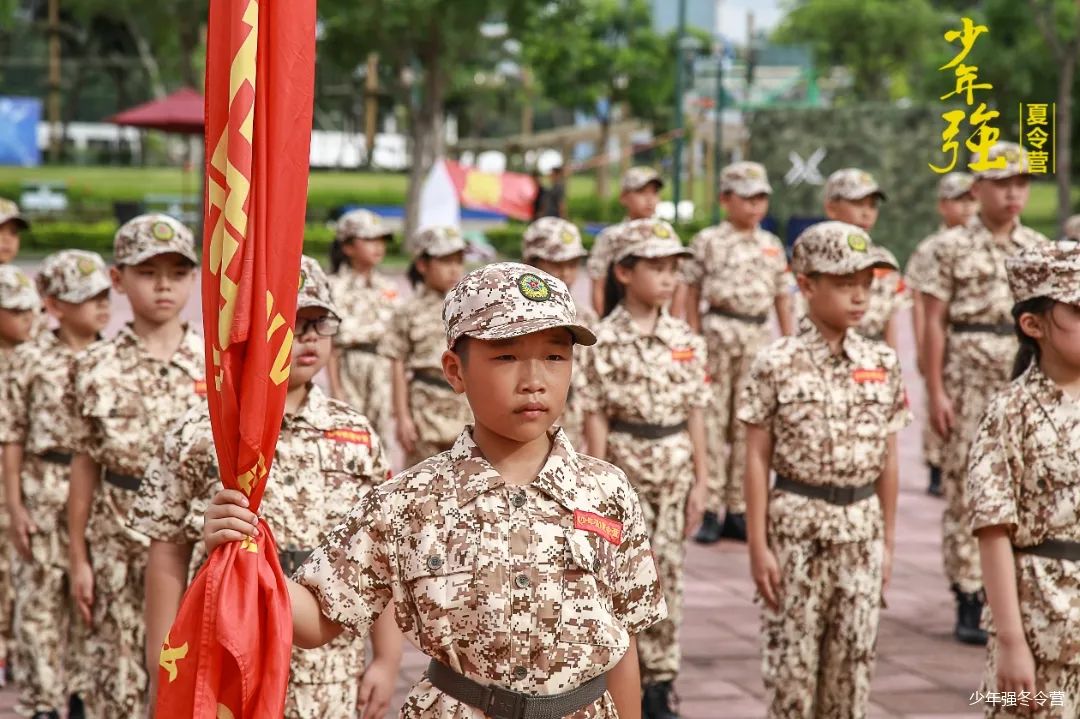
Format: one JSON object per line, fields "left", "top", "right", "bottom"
{"left": 336, "top": 209, "right": 393, "bottom": 241}
{"left": 296, "top": 255, "right": 339, "bottom": 315}
{"left": 559, "top": 304, "right": 598, "bottom": 452}
{"left": 36, "top": 250, "right": 111, "bottom": 304}
{"left": 72, "top": 323, "right": 205, "bottom": 718}
{"left": 409, "top": 226, "right": 467, "bottom": 259}
{"left": 967, "top": 365, "right": 1080, "bottom": 666}
{"left": 0, "top": 265, "right": 41, "bottom": 310}
{"left": 0, "top": 197, "right": 28, "bottom": 229}
{"left": 522, "top": 218, "right": 589, "bottom": 263}
{"left": 620, "top": 166, "right": 663, "bottom": 193}
{"left": 112, "top": 213, "right": 197, "bottom": 266}
{"left": 720, "top": 161, "right": 773, "bottom": 197}
{"left": 586, "top": 221, "right": 630, "bottom": 282}
{"left": 131, "top": 386, "right": 391, "bottom": 716}
{"left": 580, "top": 305, "right": 707, "bottom": 683}
{"left": 611, "top": 220, "right": 688, "bottom": 265}
{"left": 295, "top": 428, "right": 667, "bottom": 718}
{"left": 329, "top": 268, "right": 400, "bottom": 437}
{"left": 791, "top": 222, "right": 897, "bottom": 277}
{"left": 972, "top": 142, "right": 1029, "bottom": 181}
{"left": 1005, "top": 239, "right": 1080, "bottom": 305}
{"left": 937, "top": 172, "right": 975, "bottom": 200}
{"left": 824, "top": 168, "right": 885, "bottom": 202}
{"left": 980, "top": 639, "right": 1080, "bottom": 718}
{"left": 920, "top": 217, "right": 1048, "bottom": 593}
{"left": 682, "top": 221, "right": 791, "bottom": 513}
{"left": 738, "top": 319, "right": 909, "bottom": 718}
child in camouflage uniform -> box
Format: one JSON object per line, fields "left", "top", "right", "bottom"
{"left": 581, "top": 218, "right": 708, "bottom": 719}
{"left": 204, "top": 262, "right": 666, "bottom": 718}
{"left": 740, "top": 222, "right": 911, "bottom": 718}
{"left": 134, "top": 256, "right": 402, "bottom": 719}
{"left": 587, "top": 167, "right": 664, "bottom": 315}
{"left": 0, "top": 198, "right": 29, "bottom": 266}
{"left": 383, "top": 226, "right": 472, "bottom": 467}
{"left": 2, "top": 251, "right": 111, "bottom": 719}
{"left": 815, "top": 168, "right": 907, "bottom": 347}
{"left": 327, "top": 209, "right": 400, "bottom": 439}
{"left": 68, "top": 214, "right": 206, "bottom": 719}
{"left": 521, "top": 216, "right": 595, "bottom": 449}
{"left": 921, "top": 143, "right": 1050, "bottom": 646}
{"left": 0, "top": 264, "right": 41, "bottom": 686}
{"left": 905, "top": 172, "right": 977, "bottom": 498}
{"left": 681, "top": 161, "right": 794, "bottom": 546}
{"left": 966, "top": 240, "right": 1080, "bottom": 718}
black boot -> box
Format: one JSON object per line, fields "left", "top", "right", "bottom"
{"left": 68, "top": 693, "right": 85, "bottom": 719}
{"left": 693, "top": 510, "right": 723, "bottom": 545}
{"left": 642, "top": 681, "right": 680, "bottom": 719}
{"left": 927, "top": 465, "right": 943, "bottom": 497}
{"left": 954, "top": 587, "right": 989, "bottom": 645}
{"left": 719, "top": 511, "right": 747, "bottom": 542}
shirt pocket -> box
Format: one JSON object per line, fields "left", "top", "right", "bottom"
{"left": 1016, "top": 556, "right": 1080, "bottom": 665}
{"left": 399, "top": 532, "right": 477, "bottom": 652}
{"left": 317, "top": 437, "right": 371, "bottom": 489}
{"left": 775, "top": 384, "right": 826, "bottom": 426}
{"left": 851, "top": 384, "right": 893, "bottom": 440}
{"left": 559, "top": 529, "right": 623, "bottom": 647}
{"left": 83, "top": 387, "right": 144, "bottom": 450}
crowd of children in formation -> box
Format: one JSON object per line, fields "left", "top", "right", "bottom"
{"left": 0, "top": 139, "right": 1077, "bottom": 719}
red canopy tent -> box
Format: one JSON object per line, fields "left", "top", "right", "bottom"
{"left": 107, "top": 87, "right": 205, "bottom": 134}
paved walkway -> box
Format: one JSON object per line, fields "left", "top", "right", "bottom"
{"left": 1, "top": 264, "right": 988, "bottom": 717}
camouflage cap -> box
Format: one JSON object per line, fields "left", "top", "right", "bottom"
{"left": 972, "top": 142, "right": 1029, "bottom": 181}
{"left": 937, "top": 172, "right": 975, "bottom": 200}
{"left": 0, "top": 198, "right": 28, "bottom": 230}
{"left": 791, "top": 221, "right": 898, "bottom": 276}
{"left": 0, "top": 265, "right": 41, "bottom": 311}
{"left": 411, "top": 225, "right": 468, "bottom": 259}
{"left": 720, "top": 161, "right": 772, "bottom": 197}
{"left": 443, "top": 262, "right": 596, "bottom": 348}
{"left": 297, "top": 255, "right": 339, "bottom": 315}
{"left": 36, "top": 250, "right": 111, "bottom": 303}
{"left": 114, "top": 213, "right": 197, "bottom": 266}
{"left": 612, "top": 219, "right": 691, "bottom": 264}
{"left": 1065, "top": 214, "right": 1080, "bottom": 242}
{"left": 621, "top": 166, "right": 664, "bottom": 193}
{"left": 335, "top": 209, "right": 392, "bottom": 242}
{"left": 824, "top": 168, "right": 887, "bottom": 202}
{"left": 1006, "top": 240, "right": 1080, "bottom": 305}
{"left": 522, "top": 217, "right": 588, "bottom": 263}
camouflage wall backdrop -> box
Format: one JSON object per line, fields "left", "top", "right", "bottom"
{"left": 747, "top": 105, "right": 942, "bottom": 265}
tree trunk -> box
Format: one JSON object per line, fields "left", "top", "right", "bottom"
{"left": 1055, "top": 53, "right": 1074, "bottom": 235}
{"left": 126, "top": 19, "right": 166, "bottom": 98}
{"left": 404, "top": 58, "right": 447, "bottom": 240}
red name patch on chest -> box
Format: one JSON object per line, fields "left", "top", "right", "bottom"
{"left": 671, "top": 348, "right": 695, "bottom": 362}
{"left": 852, "top": 368, "right": 888, "bottom": 384}
{"left": 574, "top": 510, "right": 623, "bottom": 545}
{"left": 762, "top": 246, "right": 781, "bottom": 258}
{"left": 873, "top": 268, "right": 893, "bottom": 279}
{"left": 324, "top": 428, "right": 371, "bottom": 445}
{"left": 193, "top": 379, "right": 208, "bottom": 396}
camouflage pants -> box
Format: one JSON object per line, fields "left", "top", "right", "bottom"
{"left": 286, "top": 680, "right": 359, "bottom": 719}
{"left": 761, "top": 536, "right": 883, "bottom": 719}
{"left": 607, "top": 430, "right": 694, "bottom": 685}
{"left": 0, "top": 501, "right": 10, "bottom": 667}
{"left": 285, "top": 629, "right": 365, "bottom": 719}
{"left": 701, "top": 318, "right": 769, "bottom": 514}
{"left": 13, "top": 458, "right": 74, "bottom": 715}
{"left": 982, "top": 639, "right": 1080, "bottom": 718}
{"left": 82, "top": 530, "right": 149, "bottom": 719}
{"left": 337, "top": 348, "right": 392, "bottom": 439}
{"left": 922, "top": 406, "right": 944, "bottom": 468}
{"left": 941, "top": 339, "right": 1013, "bottom": 594}
{"left": 406, "top": 379, "right": 472, "bottom": 468}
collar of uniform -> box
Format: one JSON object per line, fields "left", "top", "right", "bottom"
{"left": 798, "top": 316, "right": 864, "bottom": 365}
{"left": 283, "top": 383, "right": 333, "bottom": 430}
{"left": 965, "top": 214, "right": 1026, "bottom": 246}
{"left": 1021, "top": 363, "right": 1074, "bottom": 435}
{"left": 607, "top": 304, "right": 683, "bottom": 348}
{"left": 340, "top": 265, "right": 381, "bottom": 290}
{"left": 450, "top": 427, "right": 590, "bottom": 512}
{"left": 113, "top": 322, "right": 204, "bottom": 377}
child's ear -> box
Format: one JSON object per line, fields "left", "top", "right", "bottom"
{"left": 612, "top": 263, "right": 633, "bottom": 286}
{"left": 441, "top": 349, "right": 466, "bottom": 395}
{"left": 109, "top": 266, "right": 126, "bottom": 294}
{"left": 795, "top": 273, "right": 814, "bottom": 297}
{"left": 1018, "top": 312, "right": 1045, "bottom": 341}
{"left": 43, "top": 295, "right": 62, "bottom": 319}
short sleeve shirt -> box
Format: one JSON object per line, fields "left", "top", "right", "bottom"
{"left": 1, "top": 330, "right": 84, "bottom": 453}
{"left": 379, "top": 285, "right": 447, "bottom": 372}
{"left": 295, "top": 428, "right": 666, "bottom": 716}
{"left": 329, "top": 268, "right": 401, "bottom": 348}
{"left": 738, "top": 319, "right": 911, "bottom": 543}
{"left": 681, "top": 222, "right": 791, "bottom": 316}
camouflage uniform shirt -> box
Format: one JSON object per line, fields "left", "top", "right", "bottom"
{"left": 296, "top": 427, "right": 667, "bottom": 717}
{"left": 579, "top": 306, "right": 709, "bottom": 425}
{"left": 130, "top": 385, "right": 390, "bottom": 683}
{"left": 681, "top": 221, "right": 791, "bottom": 317}
{"left": 73, "top": 324, "right": 206, "bottom": 544}
{"left": 966, "top": 365, "right": 1080, "bottom": 665}
{"left": 380, "top": 285, "right": 448, "bottom": 372}
{"left": 904, "top": 225, "right": 948, "bottom": 294}
{"left": 738, "top": 320, "right": 911, "bottom": 543}
{"left": 329, "top": 268, "right": 400, "bottom": 349}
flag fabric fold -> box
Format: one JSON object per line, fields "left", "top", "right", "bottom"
{"left": 154, "top": 0, "right": 317, "bottom": 716}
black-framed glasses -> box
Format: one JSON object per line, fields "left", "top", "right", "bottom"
{"left": 296, "top": 315, "right": 341, "bottom": 337}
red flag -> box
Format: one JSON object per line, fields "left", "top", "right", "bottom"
{"left": 154, "top": 0, "right": 316, "bottom": 716}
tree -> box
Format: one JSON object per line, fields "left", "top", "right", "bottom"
{"left": 318, "top": 0, "right": 535, "bottom": 237}
{"left": 1027, "top": 0, "right": 1079, "bottom": 234}
{"left": 521, "top": 0, "right": 674, "bottom": 202}
{"left": 774, "top": 0, "right": 944, "bottom": 103}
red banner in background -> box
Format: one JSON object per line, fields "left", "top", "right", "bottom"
{"left": 154, "top": 0, "right": 316, "bottom": 716}
{"left": 443, "top": 159, "right": 538, "bottom": 221}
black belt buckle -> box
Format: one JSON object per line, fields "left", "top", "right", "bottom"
{"left": 482, "top": 686, "right": 526, "bottom": 719}
{"left": 826, "top": 486, "right": 854, "bottom": 505}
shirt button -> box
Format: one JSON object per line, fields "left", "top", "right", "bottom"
{"left": 511, "top": 492, "right": 526, "bottom": 508}
{"left": 514, "top": 574, "right": 530, "bottom": 589}
{"left": 513, "top": 666, "right": 528, "bottom": 680}
{"left": 591, "top": 558, "right": 601, "bottom": 573}
{"left": 159, "top": 366, "right": 170, "bottom": 377}
{"left": 426, "top": 555, "right": 443, "bottom": 571}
